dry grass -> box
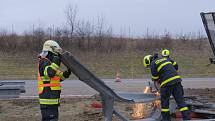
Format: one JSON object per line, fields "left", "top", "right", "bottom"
{"left": 0, "top": 34, "right": 214, "bottom": 80}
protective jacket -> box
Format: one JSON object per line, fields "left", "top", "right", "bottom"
{"left": 169, "top": 58, "right": 178, "bottom": 71}
{"left": 38, "top": 53, "right": 65, "bottom": 106}
{"left": 150, "top": 57, "right": 181, "bottom": 87}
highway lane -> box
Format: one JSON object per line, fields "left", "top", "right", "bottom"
{"left": 4, "top": 78, "right": 215, "bottom": 97}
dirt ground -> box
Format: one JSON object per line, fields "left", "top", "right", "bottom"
{"left": 1, "top": 88, "right": 215, "bottom": 121}
{"left": 0, "top": 96, "right": 129, "bottom": 121}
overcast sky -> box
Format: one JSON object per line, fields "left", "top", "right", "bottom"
{"left": 0, "top": 0, "right": 215, "bottom": 37}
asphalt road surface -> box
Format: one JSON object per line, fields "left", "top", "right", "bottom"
{"left": 5, "top": 78, "right": 213, "bottom": 97}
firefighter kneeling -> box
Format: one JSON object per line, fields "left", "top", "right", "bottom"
{"left": 38, "top": 40, "right": 71, "bottom": 121}
{"left": 143, "top": 55, "right": 191, "bottom": 121}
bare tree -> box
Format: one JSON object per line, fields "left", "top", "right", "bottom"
{"left": 33, "top": 27, "right": 46, "bottom": 52}
{"left": 95, "top": 15, "right": 106, "bottom": 50}
{"left": 61, "top": 26, "right": 70, "bottom": 41}
{"left": 46, "top": 26, "right": 54, "bottom": 39}
{"left": 162, "top": 31, "right": 172, "bottom": 49}
{"left": 76, "top": 20, "right": 94, "bottom": 50}
{"left": 65, "top": 4, "right": 78, "bottom": 39}
{"left": 54, "top": 27, "right": 62, "bottom": 40}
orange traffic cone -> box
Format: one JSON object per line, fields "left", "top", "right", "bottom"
{"left": 115, "top": 71, "right": 121, "bottom": 82}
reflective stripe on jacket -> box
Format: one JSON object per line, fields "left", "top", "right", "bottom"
{"left": 150, "top": 57, "right": 181, "bottom": 87}
{"left": 38, "top": 75, "right": 61, "bottom": 94}
{"left": 38, "top": 57, "right": 62, "bottom": 105}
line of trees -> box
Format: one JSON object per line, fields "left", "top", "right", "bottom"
{"left": 0, "top": 5, "right": 207, "bottom": 55}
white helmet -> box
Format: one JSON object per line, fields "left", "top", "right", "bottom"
{"left": 42, "top": 40, "right": 62, "bottom": 54}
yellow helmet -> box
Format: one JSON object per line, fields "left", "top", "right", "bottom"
{"left": 161, "top": 49, "right": 170, "bottom": 57}
{"left": 42, "top": 40, "right": 62, "bottom": 54}
{"left": 143, "top": 55, "right": 152, "bottom": 67}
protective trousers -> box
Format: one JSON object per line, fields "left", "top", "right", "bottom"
{"left": 160, "top": 82, "right": 191, "bottom": 121}
{"left": 40, "top": 105, "right": 59, "bottom": 121}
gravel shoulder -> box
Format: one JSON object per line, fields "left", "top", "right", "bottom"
{"left": 1, "top": 88, "right": 215, "bottom": 121}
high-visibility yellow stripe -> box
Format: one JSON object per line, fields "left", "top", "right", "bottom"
{"left": 56, "top": 70, "right": 61, "bottom": 75}
{"left": 180, "top": 107, "right": 189, "bottom": 111}
{"left": 40, "top": 76, "right": 60, "bottom": 82}
{"left": 50, "top": 86, "right": 61, "bottom": 90}
{"left": 50, "top": 63, "right": 59, "bottom": 71}
{"left": 152, "top": 76, "right": 159, "bottom": 80}
{"left": 40, "top": 76, "right": 50, "bottom": 82}
{"left": 38, "top": 75, "right": 61, "bottom": 93}
{"left": 56, "top": 70, "right": 65, "bottom": 80}
{"left": 38, "top": 86, "right": 44, "bottom": 94}
{"left": 39, "top": 98, "right": 59, "bottom": 105}
{"left": 38, "top": 77, "right": 44, "bottom": 93}
{"left": 160, "top": 76, "right": 181, "bottom": 87}
{"left": 161, "top": 108, "right": 170, "bottom": 112}
{"left": 43, "top": 63, "right": 59, "bottom": 76}
{"left": 50, "top": 78, "right": 61, "bottom": 90}
{"left": 44, "top": 66, "right": 49, "bottom": 77}
{"left": 157, "top": 62, "right": 172, "bottom": 72}
{"left": 173, "top": 62, "right": 177, "bottom": 66}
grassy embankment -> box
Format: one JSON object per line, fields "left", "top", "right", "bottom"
{"left": 1, "top": 40, "right": 215, "bottom": 80}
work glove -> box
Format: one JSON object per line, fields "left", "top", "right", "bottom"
{"left": 157, "top": 79, "right": 161, "bottom": 84}
{"left": 63, "top": 69, "right": 71, "bottom": 78}
{"left": 154, "top": 81, "right": 161, "bottom": 92}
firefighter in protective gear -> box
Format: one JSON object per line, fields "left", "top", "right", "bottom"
{"left": 143, "top": 55, "right": 191, "bottom": 121}
{"left": 143, "top": 53, "right": 159, "bottom": 68}
{"left": 161, "top": 49, "right": 178, "bottom": 71}
{"left": 38, "top": 40, "right": 71, "bottom": 121}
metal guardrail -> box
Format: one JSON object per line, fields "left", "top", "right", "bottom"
{"left": 61, "top": 51, "right": 160, "bottom": 121}
{"left": 0, "top": 81, "right": 25, "bottom": 99}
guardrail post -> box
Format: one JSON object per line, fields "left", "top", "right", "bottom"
{"left": 101, "top": 94, "right": 114, "bottom": 121}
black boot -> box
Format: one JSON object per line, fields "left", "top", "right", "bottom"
{"left": 161, "top": 112, "right": 171, "bottom": 121}
{"left": 182, "top": 110, "right": 191, "bottom": 120}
